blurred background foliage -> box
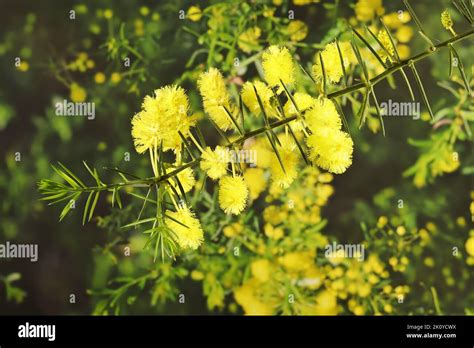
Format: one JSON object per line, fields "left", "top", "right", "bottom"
{"left": 0, "top": 0, "right": 472, "bottom": 315}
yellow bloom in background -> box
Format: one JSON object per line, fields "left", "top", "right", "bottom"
{"left": 94, "top": 72, "right": 106, "bottom": 84}
{"left": 200, "top": 146, "right": 228, "bottom": 180}
{"left": 264, "top": 223, "right": 284, "bottom": 240}
{"left": 165, "top": 206, "right": 204, "bottom": 250}
{"left": 278, "top": 251, "right": 314, "bottom": 272}
{"left": 234, "top": 279, "right": 274, "bottom": 315}
{"left": 431, "top": 148, "right": 460, "bottom": 176}
{"left": 16, "top": 61, "right": 29, "bottom": 72}
{"left": 218, "top": 175, "right": 249, "bottom": 215}
{"left": 238, "top": 27, "right": 261, "bottom": 53}
{"left": 187, "top": 6, "right": 202, "bottom": 22}
{"left": 70, "top": 83, "right": 87, "bottom": 102}
{"left": 262, "top": 45, "right": 295, "bottom": 91}
{"left": 307, "top": 127, "right": 354, "bottom": 174}
{"left": 287, "top": 20, "right": 308, "bottom": 42}
{"left": 244, "top": 167, "right": 266, "bottom": 200}
{"left": 397, "top": 44, "right": 410, "bottom": 60}
{"left": 110, "top": 72, "right": 122, "bottom": 84}
{"left": 355, "top": 0, "right": 384, "bottom": 22}
{"left": 383, "top": 11, "right": 411, "bottom": 29}
{"left": 131, "top": 85, "right": 195, "bottom": 153}
{"left": 293, "top": 0, "right": 320, "bottom": 5}
{"left": 241, "top": 80, "right": 274, "bottom": 116}
{"left": 251, "top": 259, "right": 271, "bottom": 282}
{"left": 466, "top": 236, "right": 474, "bottom": 256}
{"left": 104, "top": 9, "right": 113, "bottom": 19}
{"left": 198, "top": 68, "right": 235, "bottom": 130}
{"left": 305, "top": 97, "right": 342, "bottom": 132}
{"left": 270, "top": 135, "right": 299, "bottom": 188}
{"left": 139, "top": 6, "right": 150, "bottom": 16}
{"left": 223, "top": 222, "right": 243, "bottom": 238}
{"left": 395, "top": 25, "right": 413, "bottom": 43}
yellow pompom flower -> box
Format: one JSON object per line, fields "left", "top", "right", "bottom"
{"left": 287, "top": 20, "right": 308, "bottom": 41}
{"left": 165, "top": 206, "right": 204, "bottom": 250}
{"left": 244, "top": 167, "right": 267, "bottom": 200}
{"left": 251, "top": 259, "right": 271, "bottom": 282}
{"left": 466, "top": 237, "right": 474, "bottom": 256}
{"left": 187, "top": 6, "right": 202, "bottom": 22}
{"left": 131, "top": 85, "right": 196, "bottom": 153}
{"left": 312, "top": 41, "right": 350, "bottom": 84}
{"left": 94, "top": 72, "right": 106, "bottom": 84}
{"left": 270, "top": 135, "right": 299, "bottom": 188}
{"left": 70, "top": 83, "right": 87, "bottom": 102}
{"left": 110, "top": 72, "right": 121, "bottom": 84}
{"left": 198, "top": 68, "right": 235, "bottom": 130}
{"left": 284, "top": 92, "right": 316, "bottom": 116}
{"left": 171, "top": 167, "right": 196, "bottom": 193}
{"left": 262, "top": 45, "right": 295, "bottom": 91}
{"left": 218, "top": 175, "right": 249, "bottom": 215}
{"left": 355, "top": 0, "right": 384, "bottom": 22}
{"left": 395, "top": 25, "right": 413, "bottom": 43}
{"left": 200, "top": 146, "right": 228, "bottom": 180}
{"left": 304, "top": 97, "right": 342, "bottom": 132}
{"left": 307, "top": 127, "right": 354, "bottom": 174}
{"left": 241, "top": 81, "right": 275, "bottom": 116}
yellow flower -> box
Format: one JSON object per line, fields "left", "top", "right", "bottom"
{"left": 191, "top": 270, "right": 205, "bottom": 280}
{"left": 397, "top": 44, "right": 411, "bottom": 60}
{"left": 223, "top": 222, "right": 243, "bottom": 238}
{"left": 70, "top": 83, "right": 87, "bottom": 102}
{"left": 131, "top": 85, "right": 196, "bottom": 153}
{"left": 314, "top": 290, "right": 338, "bottom": 315}
{"left": 244, "top": 168, "right": 266, "bottom": 200}
{"left": 94, "top": 72, "right": 106, "bottom": 84}
{"left": 377, "top": 29, "right": 394, "bottom": 62}
{"left": 355, "top": 0, "right": 384, "bottom": 22}
{"left": 110, "top": 72, "right": 121, "bottom": 84}
{"left": 305, "top": 97, "right": 342, "bottom": 132}
{"left": 241, "top": 81, "right": 275, "bottom": 116}
{"left": 293, "top": 0, "right": 320, "bottom": 5}
{"left": 307, "top": 127, "right": 354, "bottom": 174}
{"left": 198, "top": 68, "right": 235, "bottom": 130}
{"left": 165, "top": 206, "right": 204, "bottom": 250}
{"left": 270, "top": 135, "right": 299, "bottom": 188}
{"left": 200, "top": 146, "right": 228, "bottom": 180}
{"left": 262, "top": 45, "right": 295, "bottom": 91}
{"left": 264, "top": 223, "right": 284, "bottom": 240}
{"left": 441, "top": 9, "right": 453, "bottom": 30}
{"left": 170, "top": 167, "right": 196, "bottom": 193}
{"left": 16, "top": 61, "right": 29, "bottom": 72}
{"left": 218, "top": 175, "right": 249, "bottom": 215}
{"left": 238, "top": 27, "right": 261, "bottom": 53}
{"left": 278, "top": 251, "right": 314, "bottom": 271}
{"left": 187, "top": 6, "right": 202, "bottom": 22}
{"left": 139, "top": 6, "right": 150, "bottom": 16}
{"left": 287, "top": 20, "right": 308, "bottom": 41}
{"left": 283, "top": 92, "right": 317, "bottom": 131}
{"left": 251, "top": 259, "right": 271, "bottom": 282}
{"left": 104, "top": 9, "right": 113, "bottom": 19}
{"left": 396, "top": 25, "right": 413, "bottom": 43}
{"left": 234, "top": 279, "right": 274, "bottom": 315}
{"left": 312, "top": 41, "right": 351, "bottom": 84}
{"left": 465, "top": 237, "right": 474, "bottom": 256}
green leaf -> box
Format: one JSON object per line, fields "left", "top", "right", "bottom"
{"left": 369, "top": 86, "right": 386, "bottom": 136}
{"left": 83, "top": 191, "right": 94, "bottom": 225}
{"left": 409, "top": 62, "right": 434, "bottom": 119}
{"left": 358, "top": 88, "right": 371, "bottom": 128}
{"left": 88, "top": 191, "right": 100, "bottom": 222}
{"left": 57, "top": 162, "right": 85, "bottom": 188}
{"left": 350, "top": 39, "right": 369, "bottom": 83}
{"left": 352, "top": 27, "right": 387, "bottom": 68}
{"left": 318, "top": 52, "right": 327, "bottom": 95}
{"left": 448, "top": 44, "right": 472, "bottom": 95}
{"left": 335, "top": 39, "right": 348, "bottom": 87}
{"left": 379, "top": 18, "right": 400, "bottom": 62}
{"left": 178, "top": 131, "right": 195, "bottom": 160}
{"left": 222, "top": 105, "right": 243, "bottom": 135}
{"left": 253, "top": 85, "right": 270, "bottom": 126}
{"left": 265, "top": 131, "right": 285, "bottom": 174}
